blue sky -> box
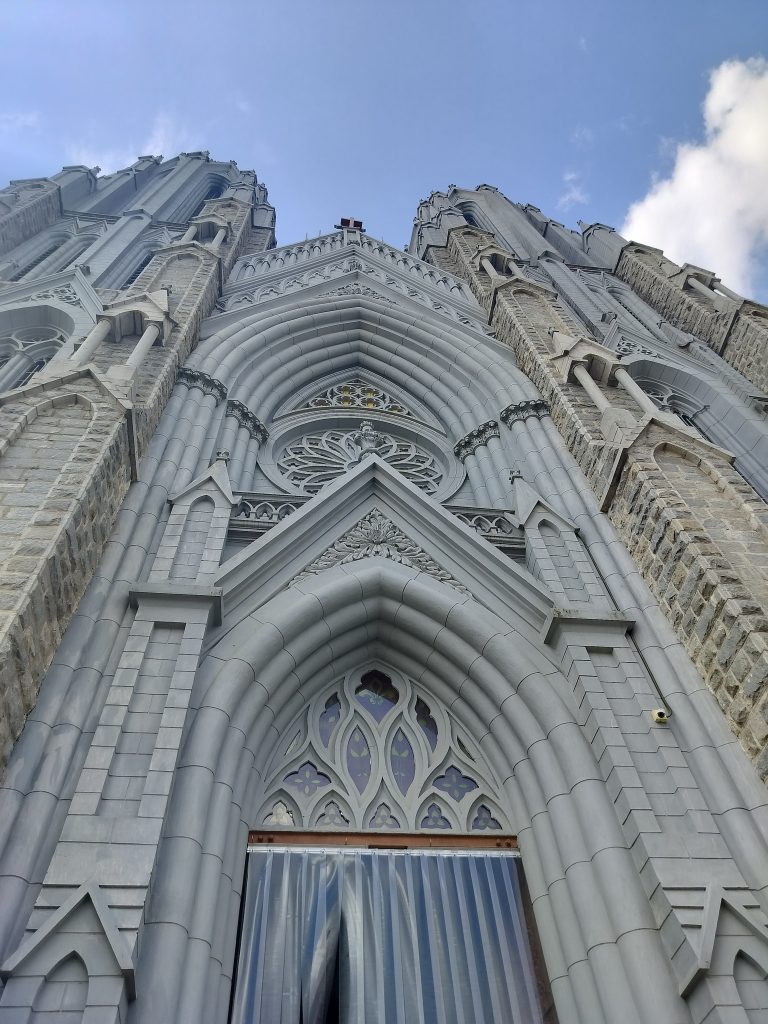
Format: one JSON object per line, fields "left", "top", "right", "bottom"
{"left": 1, "top": 1, "right": 767, "bottom": 297}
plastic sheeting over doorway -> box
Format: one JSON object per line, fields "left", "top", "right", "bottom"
{"left": 230, "top": 846, "right": 548, "bottom": 1024}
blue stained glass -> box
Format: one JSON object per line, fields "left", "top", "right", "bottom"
{"left": 318, "top": 693, "right": 341, "bottom": 747}
{"left": 317, "top": 800, "right": 349, "bottom": 827}
{"left": 415, "top": 697, "right": 438, "bottom": 750}
{"left": 472, "top": 804, "right": 502, "bottom": 830}
{"left": 355, "top": 670, "right": 399, "bottom": 723}
{"left": 346, "top": 727, "right": 371, "bottom": 793}
{"left": 284, "top": 761, "right": 331, "bottom": 797}
{"left": 434, "top": 765, "right": 478, "bottom": 801}
{"left": 421, "top": 802, "right": 451, "bottom": 829}
{"left": 389, "top": 728, "right": 415, "bottom": 795}
{"left": 369, "top": 803, "right": 400, "bottom": 829}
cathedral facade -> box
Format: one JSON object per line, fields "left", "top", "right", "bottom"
{"left": 0, "top": 155, "right": 766, "bottom": 1022}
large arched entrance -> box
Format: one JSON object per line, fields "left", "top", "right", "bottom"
{"left": 133, "top": 557, "right": 684, "bottom": 1024}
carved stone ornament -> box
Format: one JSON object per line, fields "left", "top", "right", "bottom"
{"left": 453, "top": 420, "right": 500, "bottom": 461}
{"left": 291, "top": 509, "right": 469, "bottom": 593}
{"left": 499, "top": 398, "right": 549, "bottom": 426}
{"left": 176, "top": 366, "right": 228, "bottom": 404}
{"left": 15, "top": 283, "right": 83, "bottom": 309}
{"left": 277, "top": 424, "right": 442, "bottom": 495}
{"left": 227, "top": 399, "right": 268, "bottom": 442}
{"left": 318, "top": 283, "right": 397, "bottom": 305}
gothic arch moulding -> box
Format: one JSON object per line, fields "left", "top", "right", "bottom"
{"left": 135, "top": 556, "right": 685, "bottom": 1024}
{"left": 278, "top": 366, "right": 441, "bottom": 427}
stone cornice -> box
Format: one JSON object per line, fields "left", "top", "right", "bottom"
{"left": 453, "top": 420, "right": 500, "bottom": 461}
{"left": 177, "top": 366, "right": 227, "bottom": 404}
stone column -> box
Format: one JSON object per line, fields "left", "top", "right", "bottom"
{"left": 224, "top": 400, "right": 268, "bottom": 491}
{"left": 572, "top": 362, "right": 611, "bottom": 412}
{"left": 179, "top": 225, "right": 197, "bottom": 244}
{"left": 453, "top": 421, "right": 501, "bottom": 506}
{"left": 71, "top": 317, "right": 111, "bottom": 366}
{"left": 614, "top": 366, "right": 660, "bottom": 417}
{"left": 209, "top": 227, "right": 227, "bottom": 251}
{"left": 125, "top": 322, "right": 161, "bottom": 370}
{"left": 0, "top": 352, "right": 29, "bottom": 391}
{"left": 227, "top": 425, "right": 251, "bottom": 488}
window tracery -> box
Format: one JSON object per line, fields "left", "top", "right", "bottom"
{"left": 276, "top": 423, "right": 443, "bottom": 494}
{"left": 638, "top": 380, "right": 703, "bottom": 432}
{"left": 300, "top": 377, "right": 412, "bottom": 415}
{"left": 256, "top": 666, "right": 511, "bottom": 833}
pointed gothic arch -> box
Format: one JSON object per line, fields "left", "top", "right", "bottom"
{"left": 31, "top": 953, "right": 88, "bottom": 1019}
{"left": 192, "top": 292, "right": 537, "bottom": 435}
{"left": 137, "top": 556, "right": 684, "bottom": 1024}
{"left": 255, "top": 662, "right": 511, "bottom": 834}
{"left": 278, "top": 366, "right": 439, "bottom": 426}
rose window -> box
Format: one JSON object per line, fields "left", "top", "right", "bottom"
{"left": 276, "top": 421, "right": 443, "bottom": 495}
{"left": 256, "top": 666, "right": 510, "bottom": 833}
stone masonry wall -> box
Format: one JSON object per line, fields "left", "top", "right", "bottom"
{"left": 610, "top": 429, "right": 768, "bottom": 776}
{"left": 616, "top": 247, "right": 768, "bottom": 394}
{"left": 0, "top": 196, "right": 271, "bottom": 777}
{"left": 0, "top": 375, "right": 130, "bottom": 770}
{"left": 99, "top": 200, "right": 259, "bottom": 456}
{"left": 423, "top": 226, "right": 768, "bottom": 779}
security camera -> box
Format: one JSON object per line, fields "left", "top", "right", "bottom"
{"left": 651, "top": 708, "right": 670, "bottom": 724}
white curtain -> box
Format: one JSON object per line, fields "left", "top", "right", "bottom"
{"left": 230, "top": 848, "right": 545, "bottom": 1024}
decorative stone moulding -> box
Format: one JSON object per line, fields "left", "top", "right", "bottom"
{"left": 229, "top": 493, "right": 311, "bottom": 539}
{"left": 290, "top": 508, "right": 469, "bottom": 593}
{"left": 228, "top": 494, "right": 525, "bottom": 560}
{"left": 452, "top": 420, "right": 500, "bottom": 461}
{"left": 176, "top": 366, "right": 228, "bottom": 404}
{"left": 319, "top": 283, "right": 398, "bottom": 304}
{"left": 499, "top": 399, "right": 549, "bottom": 426}
{"left": 226, "top": 399, "right": 268, "bottom": 442}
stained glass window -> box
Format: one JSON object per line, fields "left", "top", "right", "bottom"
{"left": 256, "top": 666, "right": 510, "bottom": 833}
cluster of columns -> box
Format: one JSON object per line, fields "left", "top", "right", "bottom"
{"left": 571, "top": 360, "right": 659, "bottom": 420}
{"left": 67, "top": 316, "right": 162, "bottom": 380}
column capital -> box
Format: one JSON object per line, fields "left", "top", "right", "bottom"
{"left": 453, "top": 420, "right": 500, "bottom": 461}
{"left": 499, "top": 399, "right": 549, "bottom": 426}
{"left": 177, "top": 366, "right": 228, "bottom": 404}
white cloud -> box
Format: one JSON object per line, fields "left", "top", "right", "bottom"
{"left": 557, "top": 171, "right": 589, "bottom": 210}
{"left": 621, "top": 57, "right": 768, "bottom": 296}
{"left": 571, "top": 124, "right": 594, "bottom": 148}
{"left": 0, "top": 111, "right": 40, "bottom": 139}
{"left": 232, "top": 95, "right": 252, "bottom": 115}
{"left": 66, "top": 112, "right": 200, "bottom": 174}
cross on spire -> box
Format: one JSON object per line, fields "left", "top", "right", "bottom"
{"left": 336, "top": 216, "right": 365, "bottom": 231}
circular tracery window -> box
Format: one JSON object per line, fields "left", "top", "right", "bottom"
{"left": 276, "top": 421, "right": 443, "bottom": 495}
{"left": 256, "top": 667, "right": 510, "bottom": 833}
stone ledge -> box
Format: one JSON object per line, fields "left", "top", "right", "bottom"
{"left": 542, "top": 607, "right": 635, "bottom": 647}
{"left": 128, "top": 583, "right": 223, "bottom": 626}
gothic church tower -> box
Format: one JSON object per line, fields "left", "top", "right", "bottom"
{"left": 0, "top": 157, "right": 766, "bottom": 1023}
